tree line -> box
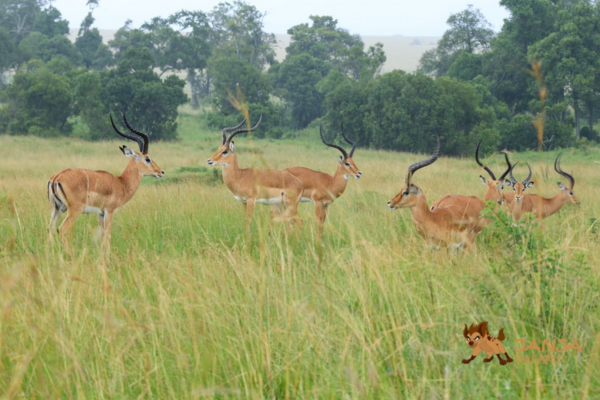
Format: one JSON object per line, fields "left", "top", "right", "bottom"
{"left": 0, "top": 0, "right": 598, "bottom": 154}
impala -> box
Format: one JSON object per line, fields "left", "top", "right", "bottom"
{"left": 431, "top": 139, "right": 513, "bottom": 211}
{"left": 505, "top": 162, "right": 534, "bottom": 222}
{"left": 507, "top": 154, "right": 579, "bottom": 222}
{"left": 387, "top": 135, "right": 486, "bottom": 249}
{"left": 207, "top": 115, "right": 304, "bottom": 232}
{"left": 274, "top": 125, "right": 361, "bottom": 237}
{"left": 48, "top": 114, "right": 164, "bottom": 256}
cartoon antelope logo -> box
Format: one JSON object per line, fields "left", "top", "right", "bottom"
{"left": 462, "top": 321, "right": 513, "bottom": 366}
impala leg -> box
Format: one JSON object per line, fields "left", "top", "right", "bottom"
{"left": 283, "top": 190, "right": 303, "bottom": 228}
{"left": 101, "top": 211, "right": 114, "bottom": 256}
{"left": 244, "top": 199, "right": 255, "bottom": 235}
{"left": 315, "top": 202, "right": 329, "bottom": 239}
{"left": 58, "top": 208, "right": 83, "bottom": 258}
{"left": 48, "top": 202, "right": 62, "bottom": 240}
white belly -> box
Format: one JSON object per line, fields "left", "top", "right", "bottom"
{"left": 234, "top": 196, "right": 246, "bottom": 203}
{"left": 84, "top": 206, "right": 104, "bottom": 215}
{"left": 300, "top": 197, "right": 314, "bottom": 203}
{"left": 255, "top": 197, "right": 283, "bottom": 205}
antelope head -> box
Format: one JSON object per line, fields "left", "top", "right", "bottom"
{"left": 207, "top": 115, "right": 262, "bottom": 167}
{"left": 555, "top": 153, "right": 580, "bottom": 205}
{"left": 475, "top": 140, "right": 512, "bottom": 204}
{"left": 320, "top": 125, "right": 362, "bottom": 179}
{"left": 388, "top": 133, "right": 440, "bottom": 209}
{"left": 505, "top": 162, "right": 533, "bottom": 202}
{"left": 111, "top": 114, "right": 164, "bottom": 178}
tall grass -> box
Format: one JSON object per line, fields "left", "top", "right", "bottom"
{"left": 0, "top": 114, "right": 599, "bottom": 398}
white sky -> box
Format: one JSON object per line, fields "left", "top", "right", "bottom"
{"left": 53, "top": 0, "right": 510, "bottom": 37}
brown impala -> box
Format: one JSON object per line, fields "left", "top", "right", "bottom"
{"left": 207, "top": 116, "right": 304, "bottom": 233}
{"left": 48, "top": 114, "right": 164, "bottom": 256}
{"left": 507, "top": 154, "right": 579, "bottom": 222}
{"left": 387, "top": 134, "right": 486, "bottom": 249}
{"left": 274, "top": 125, "right": 361, "bottom": 237}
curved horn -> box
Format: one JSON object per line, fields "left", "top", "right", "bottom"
{"left": 475, "top": 139, "right": 496, "bottom": 180}
{"left": 340, "top": 125, "right": 356, "bottom": 157}
{"left": 222, "top": 118, "right": 246, "bottom": 145}
{"left": 523, "top": 162, "right": 532, "bottom": 185}
{"left": 406, "top": 133, "right": 440, "bottom": 186}
{"left": 509, "top": 161, "right": 519, "bottom": 184}
{"left": 498, "top": 151, "right": 513, "bottom": 181}
{"left": 225, "top": 114, "right": 262, "bottom": 144}
{"left": 554, "top": 153, "right": 575, "bottom": 189}
{"left": 122, "top": 113, "right": 149, "bottom": 154}
{"left": 111, "top": 114, "right": 144, "bottom": 152}
{"left": 320, "top": 125, "right": 348, "bottom": 159}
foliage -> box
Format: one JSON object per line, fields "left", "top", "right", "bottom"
{"left": 419, "top": 5, "right": 493, "bottom": 77}
{"left": 98, "top": 49, "right": 188, "bottom": 141}
{"left": 1, "top": 59, "right": 72, "bottom": 135}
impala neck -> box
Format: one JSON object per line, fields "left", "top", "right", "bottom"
{"left": 409, "top": 192, "right": 435, "bottom": 232}
{"left": 541, "top": 191, "right": 571, "bottom": 218}
{"left": 221, "top": 152, "right": 241, "bottom": 191}
{"left": 329, "top": 163, "right": 350, "bottom": 198}
{"left": 118, "top": 158, "right": 144, "bottom": 205}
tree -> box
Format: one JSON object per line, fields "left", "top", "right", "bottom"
{"left": 75, "top": 1, "right": 113, "bottom": 70}
{"left": 99, "top": 47, "right": 188, "bottom": 140}
{"left": 529, "top": 1, "right": 600, "bottom": 138}
{"left": 0, "top": 26, "right": 15, "bottom": 83}
{"left": 205, "top": 1, "right": 276, "bottom": 116}
{"left": 273, "top": 15, "right": 385, "bottom": 128}
{"left": 17, "top": 31, "right": 78, "bottom": 64}
{"left": 2, "top": 59, "right": 73, "bottom": 135}
{"left": 419, "top": 5, "right": 493, "bottom": 77}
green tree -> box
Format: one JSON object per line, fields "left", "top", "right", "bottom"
{"left": 206, "top": 1, "right": 276, "bottom": 116}
{"left": 17, "top": 31, "right": 78, "bottom": 64}
{"left": 274, "top": 15, "right": 385, "bottom": 128}
{"left": 2, "top": 59, "right": 73, "bottom": 135}
{"left": 75, "top": 2, "right": 113, "bottom": 70}
{"left": 529, "top": 1, "right": 600, "bottom": 138}
{"left": 419, "top": 5, "right": 493, "bottom": 77}
{"left": 99, "top": 47, "right": 188, "bottom": 140}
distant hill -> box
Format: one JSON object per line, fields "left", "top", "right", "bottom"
{"left": 69, "top": 30, "right": 440, "bottom": 73}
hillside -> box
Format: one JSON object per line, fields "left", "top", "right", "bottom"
{"left": 68, "top": 30, "right": 440, "bottom": 73}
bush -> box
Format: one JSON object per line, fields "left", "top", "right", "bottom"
{"left": 580, "top": 126, "right": 600, "bottom": 143}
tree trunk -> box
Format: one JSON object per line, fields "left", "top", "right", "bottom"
{"left": 589, "top": 101, "right": 594, "bottom": 131}
{"left": 187, "top": 70, "right": 199, "bottom": 109}
{"left": 575, "top": 101, "right": 580, "bottom": 140}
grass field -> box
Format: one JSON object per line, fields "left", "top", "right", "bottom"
{"left": 1, "top": 113, "right": 599, "bottom": 398}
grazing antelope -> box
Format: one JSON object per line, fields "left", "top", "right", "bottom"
{"left": 507, "top": 154, "right": 579, "bottom": 222}
{"left": 387, "top": 135, "right": 486, "bottom": 249}
{"left": 274, "top": 126, "right": 362, "bottom": 237}
{"left": 48, "top": 114, "right": 164, "bottom": 256}
{"left": 505, "top": 162, "right": 534, "bottom": 222}
{"left": 207, "top": 116, "right": 304, "bottom": 232}
{"left": 430, "top": 139, "right": 513, "bottom": 211}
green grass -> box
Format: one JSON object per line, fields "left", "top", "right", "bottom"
{"left": 0, "top": 115, "right": 599, "bottom": 399}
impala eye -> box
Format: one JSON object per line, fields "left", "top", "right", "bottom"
{"left": 570, "top": 191, "right": 573, "bottom": 196}
{"left": 474, "top": 336, "right": 480, "bottom": 341}
{"left": 145, "top": 157, "right": 151, "bottom": 163}
{"left": 222, "top": 150, "right": 228, "bottom": 155}
{"left": 402, "top": 190, "right": 409, "bottom": 196}
{"left": 345, "top": 162, "right": 350, "bottom": 167}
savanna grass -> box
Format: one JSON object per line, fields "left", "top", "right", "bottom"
{"left": 0, "top": 114, "right": 599, "bottom": 398}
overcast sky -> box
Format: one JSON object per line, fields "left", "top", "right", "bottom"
{"left": 54, "top": 0, "right": 510, "bottom": 37}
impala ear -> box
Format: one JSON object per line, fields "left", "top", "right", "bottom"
{"left": 557, "top": 182, "right": 566, "bottom": 190}
{"left": 504, "top": 179, "right": 513, "bottom": 187}
{"left": 229, "top": 141, "right": 235, "bottom": 152}
{"left": 120, "top": 145, "right": 138, "bottom": 159}
{"left": 339, "top": 155, "right": 343, "bottom": 164}
{"left": 479, "top": 175, "right": 488, "bottom": 185}
{"left": 526, "top": 181, "right": 534, "bottom": 188}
